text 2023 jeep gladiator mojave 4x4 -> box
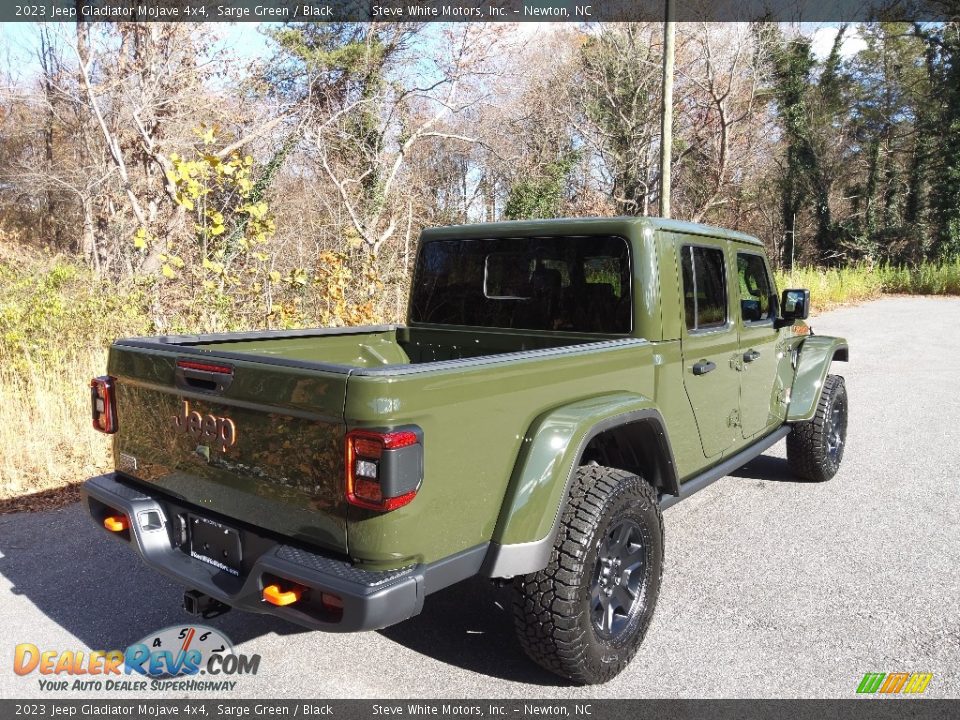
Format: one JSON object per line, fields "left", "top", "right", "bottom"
{"left": 84, "top": 217, "right": 849, "bottom": 684}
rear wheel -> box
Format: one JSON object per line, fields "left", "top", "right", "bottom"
{"left": 513, "top": 466, "right": 663, "bottom": 684}
{"left": 787, "top": 373, "right": 848, "bottom": 482}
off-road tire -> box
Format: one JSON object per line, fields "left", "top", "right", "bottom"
{"left": 512, "top": 466, "right": 663, "bottom": 685}
{"left": 787, "top": 373, "right": 848, "bottom": 482}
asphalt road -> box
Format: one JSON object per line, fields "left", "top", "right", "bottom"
{"left": 2, "top": 296, "right": 958, "bottom": 699}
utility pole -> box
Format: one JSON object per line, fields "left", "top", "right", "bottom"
{"left": 659, "top": 0, "right": 675, "bottom": 219}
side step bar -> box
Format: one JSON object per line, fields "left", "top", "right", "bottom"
{"left": 659, "top": 426, "right": 791, "bottom": 510}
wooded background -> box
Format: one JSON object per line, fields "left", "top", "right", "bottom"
{"left": 1, "top": 21, "right": 959, "bottom": 331}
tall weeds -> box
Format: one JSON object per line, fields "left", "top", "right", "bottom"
{"left": 0, "top": 350, "right": 112, "bottom": 501}
{"left": 776, "top": 260, "right": 960, "bottom": 314}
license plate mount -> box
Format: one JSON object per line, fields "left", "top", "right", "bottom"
{"left": 189, "top": 515, "right": 242, "bottom": 576}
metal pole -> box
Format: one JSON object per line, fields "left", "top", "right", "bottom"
{"left": 791, "top": 212, "right": 796, "bottom": 271}
{"left": 659, "top": 1, "right": 675, "bottom": 219}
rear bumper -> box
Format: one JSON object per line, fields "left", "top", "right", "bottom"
{"left": 82, "top": 473, "right": 482, "bottom": 632}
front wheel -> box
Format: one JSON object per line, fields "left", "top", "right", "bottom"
{"left": 512, "top": 466, "right": 663, "bottom": 684}
{"left": 787, "top": 373, "right": 848, "bottom": 482}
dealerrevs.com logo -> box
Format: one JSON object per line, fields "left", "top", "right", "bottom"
{"left": 13, "top": 625, "right": 261, "bottom": 693}
{"left": 857, "top": 672, "right": 933, "bottom": 695}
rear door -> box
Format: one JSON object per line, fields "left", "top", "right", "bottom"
{"left": 679, "top": 241, "right": 741, "bottom": 458}
{"left": 735, "top": 250, "right": 782, "bottom": 437}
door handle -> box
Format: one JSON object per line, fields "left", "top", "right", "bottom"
{"left": 743, "top": 349, "right": 761, "bottom": 363}
{"left": 692, "top": 360, "right": 716, "bottom": 376}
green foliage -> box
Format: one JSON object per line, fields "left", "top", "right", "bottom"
{"left": 844, "top": 23, "right": 933, "bottom": 260}
{"left": 768, "top": 27, "right": 849, "bottom": 264}
{"left": 268, "top": 24, "right": 387, "bottom": 82}
{"left": 504, "top": 155, "right": 579, "bottom": 220}
{"left": 776, "top": 264, "right": 883, "bottom": 310}
{"left": 929, "top": 25, "right": 960, "bottom": 259}
{"left": 0, "top": 257, "right": 149, "bottom": 371}
{"left": 875, "top": 260, "right": 960, "bottom": 294}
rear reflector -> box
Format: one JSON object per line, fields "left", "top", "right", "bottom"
{"left": 103, "top": 515, "right": 128, "bottom": 532}
{"left": 262, "top": 583, "right": 304, "bottom": 607}
{"left": 321, "top": 593, "right": 343, "bottom": 611}
{"left": 90, "top": 376, "right": 118, "bottom": 434}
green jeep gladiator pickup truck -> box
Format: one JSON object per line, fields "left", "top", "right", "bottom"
{"left": 83, "top": 217, "right": 849, "bottom": 684}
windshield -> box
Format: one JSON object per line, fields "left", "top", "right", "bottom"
{"left": 409, "top": 235, "right": 632, "bottom": 333}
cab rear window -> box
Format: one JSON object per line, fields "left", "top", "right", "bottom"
{"left": 410, "top": 236, "right": 632, "bottom": 333}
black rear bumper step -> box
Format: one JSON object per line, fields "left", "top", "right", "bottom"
{"left": 82, "top": 473, "right": 486, "bottom": 632}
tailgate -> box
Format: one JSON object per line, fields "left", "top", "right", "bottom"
{"left": 107, "top": 345, "right": 348, "bottom": 554}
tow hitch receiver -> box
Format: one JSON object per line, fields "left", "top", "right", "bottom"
{"left": 183, "top": 590, "right": 230, "bottom": 619}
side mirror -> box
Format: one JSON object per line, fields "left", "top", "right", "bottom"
{"left": 779, "top": 288, "right": 810, "bottom": 323}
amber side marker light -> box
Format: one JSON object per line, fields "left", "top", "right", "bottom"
{"left": 262, "top": 583, "right": 304, "bottom": 607}
{"left": 103, "top": 515, "right": 129, "bottom": 532}
{"left": 321, "top": 593, "right": 343, "bottom": 614}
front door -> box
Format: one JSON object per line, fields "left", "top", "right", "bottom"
{"left": 736, "top": 251, "right": 782, "bottom": 437}
{"left": 679, "top": 242, "right": 741, "bottom": 459}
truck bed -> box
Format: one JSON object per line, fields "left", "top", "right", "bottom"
{"left": 184, "top": 325, "right": 621, "bottom": 369}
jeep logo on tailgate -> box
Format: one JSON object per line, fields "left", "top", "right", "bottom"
{"left": 173, "top": 399, "right": 238, "bottom": 452}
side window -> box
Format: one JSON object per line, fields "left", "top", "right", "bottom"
{"left": 737, "top": 253, "right": 774, "bottom": 322}
{"left": 681, "top": 245, "right": 728, "bottom": 331}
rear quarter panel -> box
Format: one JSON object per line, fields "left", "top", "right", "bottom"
{"left": 343, "top": 340, "right": 656, "bottom": 568}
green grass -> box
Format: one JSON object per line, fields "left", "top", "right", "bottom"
{"left": 0, "top": 251, "right": 150, "bottom": 503}
{"left": 874, "top": 260, "right": 960, "bottom": 295}
{"left": 777, "top": 260, "right": 960, "bottom": 314}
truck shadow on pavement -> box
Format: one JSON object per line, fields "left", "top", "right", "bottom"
{"left": 378, "top": 579, "right": 565, "bottom": 686}
{"left": 0, "top": 502, "right": 314, "bottom": 653}
{"left": 0, "top": 502, "right": 562, "bottom": 685}
{"left": 729, "top": 455, "right": 815, "bottom": 483}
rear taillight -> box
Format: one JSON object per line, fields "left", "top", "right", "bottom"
{"left": 90, "top": 376, "right": 117, "bottom": 434}
{"left": 345, "top": 428, "right": 423, "bottom": 511}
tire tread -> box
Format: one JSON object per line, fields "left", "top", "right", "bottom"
{"left": 512, "top": 466, "right": 662, "bottom": 684}
{"left": 787, "top": 373, "right": 846, "bottom": 482}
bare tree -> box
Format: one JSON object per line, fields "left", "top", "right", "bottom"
{"left": 574, "top": 23, "right": 663, "bottom": 216}
{"left": 675, "top": 23, "right": 769, "bottom": 223}
{"left": 306, "top": 24, "right": 504, "bottom": 253}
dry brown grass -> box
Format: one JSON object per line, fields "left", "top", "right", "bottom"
{"left": 0, "top": 349, "right": 113, "bottom": 510}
